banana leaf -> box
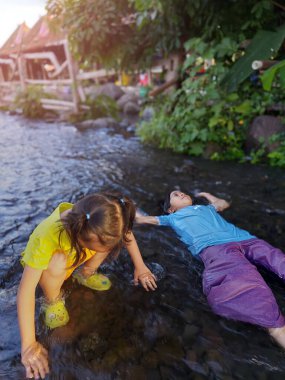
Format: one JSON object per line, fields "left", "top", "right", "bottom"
{"left": 220, "top": 23, "right": 285, "bottom": 93}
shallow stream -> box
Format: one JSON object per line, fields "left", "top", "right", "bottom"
{"left": 0, "top": 112, "right": 285, "bottom": 379}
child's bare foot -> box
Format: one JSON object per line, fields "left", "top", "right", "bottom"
{"left": 268, "top": 325, "right": 285, "bottom": 349}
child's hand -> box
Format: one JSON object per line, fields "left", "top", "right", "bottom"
{"left": 135, "top": 212, "right": 159, "bottom": 225}
{"left": 134, "top": 266, "right": 157, "bottom": 291}
{"left": 21, "top": 341, "right": 49, "bottom": 379}
{"left": 80, "top": 265, "right": 97, "bottom": 278}
{"left": 197, "top": 192, "right": 230, "bottom": 212}
{"left": 135, "top": 209, "right": 145, "bottom": 218}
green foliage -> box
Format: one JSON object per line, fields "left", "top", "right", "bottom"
{"left": 137, "top": 0, "right": 285, "bottom": 167}
{"left": 46, "top": 0, "right": 285, "bottom": 166}
{"left": 70, "top": 94, "right": 119, "bottom": 123}
{"left": 138, "top": 36, "right": 285, "bottom": 164}
{"left": 0, "top": 105, "right": 9, "bottom": 112}
{"left": 267, "top": 133, "right": 285, "bottom": 167}
{"left": 268, "top": 149, "right": 285, "bottom": 167}
{"left": 248, "top": 133, "right": 285, "bottom": 168}
{"left": 261, "top": 60, "right": 285, "bottom": 91}
{"left": 221, "top": 24, "right": 285, "bottom": 93}
{"left": 47, "top": 0, "right": 137, "bottom": 68}
{"left": 247, "top": 145, "right": 266, "bottom": 165}
{"left": 47, "top": 0, "right": 280, "bottom": 70}
{"left": 86, "top": 95, "right": 119, "bottom": 119}
{"left": 14, "top": 86, "right": 52, "bottom": 119}
{"left": 133, "top": 0, "right": 277, "bottom": 54}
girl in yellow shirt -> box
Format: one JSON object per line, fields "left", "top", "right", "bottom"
{"left": 17, "top": 192, "right": 157, "bottom": 379}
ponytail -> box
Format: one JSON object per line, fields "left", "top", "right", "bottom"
{"left": 117, "top": 196, "right": 135, "bottom": 238}
{"left": 59, "top": 210, "right": 88, "bottom": 268}
{"left": 101, "top": 193, "right": 136, "bottom": 259}
{"left": 59, "top": 192, "right": 136, "bottom": 267}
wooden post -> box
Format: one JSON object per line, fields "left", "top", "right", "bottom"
{"left": 73, "top": 61, "right": 86, "bottom": 102}
{"left": 148, "top": 77, "right": 178, "bottom": 97}
{"left": 17, "top": 55, "right": 26, "bottom": 91}
{"left": 64, "top": 39, "right": 79, "bottom": 113}
{"left": 0, "top": 66, "right": 4, "bottom": 82}
{"left": 147, "top": 68, "right": 152, "bottom": 86}
{"left": 0, "top": 67, "right": 4, "bottom": 106}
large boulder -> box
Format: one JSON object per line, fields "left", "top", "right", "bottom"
{"left": 88, "top": 83, "right": 125, "bottom": 101}
{"left": 141, "top": 106, "right": 155, "bottom": 122}
{"left": 101, "top": 83, "right": 125, "bottom": 100}
{"left": 123, "top": 101, "right": 140, "bottom": 115}
{"left": 117, "top": 93, "right": 139, "bottom": 110}
{"left": 246, "top": 115, "right": 285, "bottom": 153}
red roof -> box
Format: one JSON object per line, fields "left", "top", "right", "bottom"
{"left": 0, "top": 23, "right": 30, "bottom": 55}
{"left": 21, "top": 15, "right": 66, "bottom": 52}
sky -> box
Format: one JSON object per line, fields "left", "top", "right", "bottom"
{"left": 0, "top": 0, "right": 47, "bottom": 47}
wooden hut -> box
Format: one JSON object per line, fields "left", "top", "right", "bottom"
{"left": 0, "top": 23, "right": 30, "bottom": 81}
{"left": 0, "top": 14, "right": 129, "bottom": 113}
{"left": 21, "top": 15, "right": 69, "bottom": 82}
{"left": 0, "top": 15, "right": 80, "bottom": 112}
{"left": 19, "top": 15, "right": 80, "bottom": 112}
{"left": 0, "top": 23, "right": 30, "bottom": 104}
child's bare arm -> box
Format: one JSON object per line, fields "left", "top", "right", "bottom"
{"left": 124, "top": 231, "right": 157, "bottom": 291}
{"left": 17, "top": 266, "right": 49, "bottom": 379}
{"left": 135, "top": 210, "right": 159, "bottom": 225}
{"left": 197, "top": 192, "right": 230, "bottom": 212}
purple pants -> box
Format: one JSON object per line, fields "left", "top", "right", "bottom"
{"left": 200, "top": 238, "right": 285, "bottom": 329}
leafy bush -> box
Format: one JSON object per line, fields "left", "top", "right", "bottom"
{"left": 138, "top": 36, "right": 285, "bottom": 165}
{"left": 267, "top": 133, "right": 285, "bottom": 167}
{"left": 70, "top": 94, "right": 119, "bottom": 123}
{"left": 86, "top": 94, "right": 119, "bottom": 120}
{"left": 14, "top": 86, "right": 51, "bottom": 118}
{"left": 0, "top": 105, "right": 9, "bottom": 112}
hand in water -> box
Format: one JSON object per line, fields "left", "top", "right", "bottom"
{"left": 80, "top": 265, "right": 97, "bottom": 278}
{"left": 21, "top": 341, "right": 49, "bottom": 379}
{"left": 134, "top": 266, "right": 157, "bottom": 291}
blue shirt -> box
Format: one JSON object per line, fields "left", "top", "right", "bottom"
{"left": 157, "top": 205, "right": 255, "bottom": 256}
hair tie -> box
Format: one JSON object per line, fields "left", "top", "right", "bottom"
{"left": 119, "top": 198, "right": 125, "bottom": 206}
{"left": 86, "top": 213, "right": 90, "bottom": 220}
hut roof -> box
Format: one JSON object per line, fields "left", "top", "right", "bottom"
{"left": 0, "top": 23, "right": 30, "bottom": 56}
{"left": 21, "top": 15, "right": 67, "bottom": 52}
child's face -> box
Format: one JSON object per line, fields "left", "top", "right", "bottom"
{"left": 168, "top": 191, "right": 192, "bottom": 213}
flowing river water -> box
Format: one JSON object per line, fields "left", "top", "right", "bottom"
{"left": 0, "top": 112, "right": 285, "bottom": 380}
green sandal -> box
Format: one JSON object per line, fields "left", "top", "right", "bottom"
{"left": 73, "top": 272, "right": 111, "bottom": 291}
{"left": 42, "top": 298, "right": 70, "bottom": 329}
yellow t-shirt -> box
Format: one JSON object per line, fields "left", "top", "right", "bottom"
{"left": 21, "top": 202, "right": 96, "bottom": 279}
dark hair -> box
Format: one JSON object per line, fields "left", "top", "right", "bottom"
{"left": 162, "top": 191, "right": 209, "bottom": 214}
{"left": 59, "top": 192, "right": 135, "bottom": 267}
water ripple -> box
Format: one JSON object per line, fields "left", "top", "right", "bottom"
{"left": 0, "top": 112, "right": 285, "bottom": 379}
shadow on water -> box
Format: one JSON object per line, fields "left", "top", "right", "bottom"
{"left": 0, "top": 112, "right": 285, "bottom": 379}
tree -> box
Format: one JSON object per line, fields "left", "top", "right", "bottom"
{"left": 47, "top": 0, "right": 280, "bottom": 70}
{"left": 47, "top": 0, "right": 137, "bottom": 68}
